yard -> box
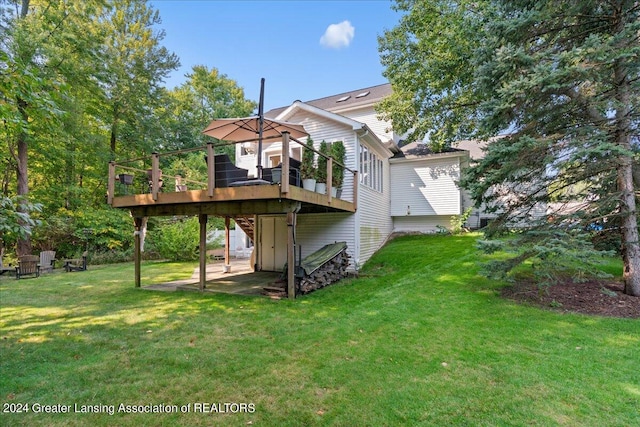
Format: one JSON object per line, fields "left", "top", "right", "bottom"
{"left": 1, "top": 234, "right": 638, "bottom": 426}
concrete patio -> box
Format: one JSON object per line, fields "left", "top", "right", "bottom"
{"left": 143, "top": 258, "right": 283, "bottom": 296}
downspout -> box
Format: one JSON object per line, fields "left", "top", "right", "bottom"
{"left": 354, "top": 131, "right": 362, "bottom": 273}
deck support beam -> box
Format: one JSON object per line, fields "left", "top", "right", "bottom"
{"left": 287, "top": 211, "right": 296, "bottom": 299}
{"left": 224, "top": 216, "right": 231, "bottom": 272}
{"left": 281, "top": 131, "right": 290, "bottom": 195}
{"left": 134, "top": 217, "right": 143, "bottom": 288}
{"left": 199, "top": 214, "right": 208, "bottom": 291}
{"left": 207, "top": 143, "right": 215, "bottom": 197}
{"left": 151, "top": 152, "right": 160, "bottom": 201}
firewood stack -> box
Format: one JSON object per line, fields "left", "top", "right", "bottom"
{"left": 297, "top": 247, "right": 350, "bottom": 294}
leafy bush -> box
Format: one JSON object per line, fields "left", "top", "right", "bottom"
{"left": 148, "top": 217, "right": 200, "bottom": 261}
{"left": 31, "top": 207, "right": 134, "bottom": 258}
{"left": 450, "top": 207, "right": 473, "bottom": 235}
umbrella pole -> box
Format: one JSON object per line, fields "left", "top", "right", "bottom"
{"left": 257, "top": 78, "right": 265, "bottom": 180}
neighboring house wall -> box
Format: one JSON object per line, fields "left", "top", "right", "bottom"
{"left": 389, "top": 153, "right": 464, "bottom": 233}
{"left": 390, "top": 155, "right": 463, "bottom": 217}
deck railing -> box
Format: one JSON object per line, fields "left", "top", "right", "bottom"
{"left": 107, "top": 133, "right": 358, "bottom": 209}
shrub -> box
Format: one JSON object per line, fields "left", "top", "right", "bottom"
{"left": 148, "top": 217, "right": 200, "bottom": 261}
{"left": 31, "top": 207, "right": 133, "bottom": 259}
{"left": 331, "top": 140, "right": 346, "bottom": 188}
{"left": 300, "top": 137, "right": 316, "bottom": 180}
{"left": 316, "top": 141, "right": 330, "bottom": 183}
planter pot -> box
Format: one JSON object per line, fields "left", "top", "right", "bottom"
{"left": 331, "top": 187, "right": 338, "bottom": 198}
{"left": 315, "top": 182, "right": 327, "bottom": 194}
{"left": 302, "top": 178, "right": 316, "bottom": 191}
{"left": 118, "top": 174, "right": 134, "bottom": 185}
{"left": 272, "top": 168, "right": 282, "bottom": 184}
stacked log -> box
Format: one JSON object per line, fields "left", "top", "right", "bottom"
{"left": 298, "top": 248, "right": 350, "bottom": 294}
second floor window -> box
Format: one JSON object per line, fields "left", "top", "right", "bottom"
{"left": 359, "top": 144, "right": 383, "bottom": 192}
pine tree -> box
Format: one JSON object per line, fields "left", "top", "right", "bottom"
{"left": 379, "top": 0, "right": 640, "bottom": 295}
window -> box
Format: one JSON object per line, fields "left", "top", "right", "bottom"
{"left": 359, "top": 144, "right": 383, "bottom": 192}
{"left": 268, "top": 154, "right": 281, "bottom": 167}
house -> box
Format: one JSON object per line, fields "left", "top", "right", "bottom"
{"left": 106, "top": 83, "right": 489, "bottom": 295}
{"left": 232, "top": 83, "right": 489, "bottom": 272}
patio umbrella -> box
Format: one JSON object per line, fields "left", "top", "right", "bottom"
{"left": 201, "top": 116, "right": 308, "bottom": 142}
{"left": 202, "top": 78, "right": 308, "bottom": 179}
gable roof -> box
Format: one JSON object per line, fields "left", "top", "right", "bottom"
{"left": 265, "top": 83, "right": 392, "bottom": 119}
{"left": 276, "top": 101, "right": 394, "bottom": 157}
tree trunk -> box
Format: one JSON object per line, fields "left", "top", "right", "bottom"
{"left": 618, "top": 160, "right": 640, "bottom": 296}
{"left": 16, "top": 97, "right": 32, "bottom": 256}
{"left": 613, "top": 32, "right": 640, "bottom": 297}
{"left": 14, "top": 0, "right": 32, "bottom": 257}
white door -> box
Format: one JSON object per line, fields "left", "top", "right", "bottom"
{"left": 260, "top": 216, "right": 287, "bottom": 271}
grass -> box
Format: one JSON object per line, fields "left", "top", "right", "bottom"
{"left": 1, "top": 234, "right": 638, "bottom": 426}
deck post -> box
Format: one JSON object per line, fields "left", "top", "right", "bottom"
{"left": 151, "top": 152, "right": 160, "bottom": 201}
{"left": 224, "top": 216, "right": 231, "bottom": 273}
{"left": 199, "top": 214, "right": 208, "bottom": 291}
{"left": 253, "top": 214, "right": 259, "bottom": 271}
{"left": 281, "top": 131, "right": 290, "bottom": 194}
{"left": 207, "top": 143, "right": 215, "bottom": 197}
{"left": 327, "top": 157, "right": 333, "bottom": 204}
{"left": 108, "top": 161, "right": 115, "bottom": 205}
{"left": 134, "top": 217, "right": 143, "bottom": 288}
{"left": 287, "top": 212, "right": 296, "bottom": 299}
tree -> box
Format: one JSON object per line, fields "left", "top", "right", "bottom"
{"left": 379, "top": 0, "right": 640, "bottom": 296}
{"left": 1, "top": 0, "right": 107, "bottom": 253}
{"left": 98, "top": 0, "right": 179, "bottom": 157}
{"left": 0, "top": 195, "right": 41, "bottom": 257}
{"left": 163, "top": 65, "right": 256, "bottom": 154}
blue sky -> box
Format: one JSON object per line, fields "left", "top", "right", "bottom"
{"left": 149, "top": 0, "right": 401, "bottom": 111}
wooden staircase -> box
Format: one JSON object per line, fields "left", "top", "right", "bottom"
{"left": 233, "top": 215, "right": 255, "bottom": 242}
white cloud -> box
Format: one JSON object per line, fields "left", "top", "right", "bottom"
{"left": 320, "top": 20, "right": 355, "bottom": 49}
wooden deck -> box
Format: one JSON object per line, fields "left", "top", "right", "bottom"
{"left": 106, "top": 137, "right": 358, "bottom": 297}
{"left": 110, "top": 184, "right": 355, "bottom": 216}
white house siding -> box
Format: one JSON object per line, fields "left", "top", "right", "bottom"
{"left": 355, "top": 141, "right": 393, "bottom": 269}
{"left": 340, "top": 106, "right": 393, "bottom": 144}
{"left": 392, "top": 216, "right": 452, "bottom": 233}
{"left": 390, "top": 157, "right": 463, "bottom": 217}
{"left": 296, "top": 213, "right": 357, "bottom": 270}
{"left": 287, "top": 110, "right": 359, "bottom": 203}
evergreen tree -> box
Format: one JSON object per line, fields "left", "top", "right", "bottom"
{"left": 379, "top": 0, "right": 640, "bottom": 296}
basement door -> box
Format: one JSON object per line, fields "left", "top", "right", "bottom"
{"left": 259, "top": 216, "right": 288, "bottom": 272}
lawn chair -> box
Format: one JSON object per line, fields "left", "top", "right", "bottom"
{"left": 39, "top": 250, "right": 56, "bottom": 274}
{"left": 64, "top": 251, "right": 88, "bottom": 272}
{"left": 15, "top": 255, "right": 40, "bottom": 279}
{"left": 1, "top": 258, "right": 13, "bottom": 276}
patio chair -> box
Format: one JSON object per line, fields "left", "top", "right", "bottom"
{"left": 1, "top": 258, "right": 13, "bottom": 276}
{"left": 64, "top": 251, "right": 88, "bottom": 272}
{"left": 205, "top": 154, "right": 250, "bottom": 187}
{"left": 39, "top": 250, "right": 56, "bottom": 274}
{"left": 15, "top": 255, "right": 40, "bottom": 279}
{"left": 263, "top": 158, "right": 302, "bottom": 187}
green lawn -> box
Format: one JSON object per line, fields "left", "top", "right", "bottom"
{"left": 1, "top": 234, "right": 638, "bottom": 426}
